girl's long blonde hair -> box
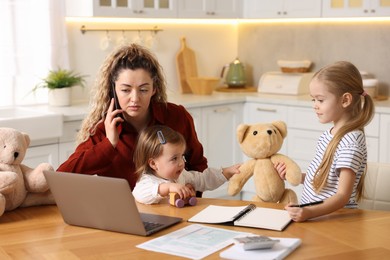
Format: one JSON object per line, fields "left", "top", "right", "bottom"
{"left": 77, "top": 44, "right": 168, "bottom": 144}
{"left": 312, "top": 61, "right": 375, "bottom": 201}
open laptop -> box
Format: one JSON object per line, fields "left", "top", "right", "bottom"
{"left": 43, "top": 170, "right": 182, "bottom": 236}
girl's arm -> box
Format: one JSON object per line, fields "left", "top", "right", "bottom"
{"left": 158, "top": 183, "right": 195, "bottom": 199}
{"left": 285, "top": 167, "right": 355, "bottom": 222}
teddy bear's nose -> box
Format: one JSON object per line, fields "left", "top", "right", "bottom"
{"left": 267, "top": 130, "right": 272, "bottom": 135}
{"left": 14, "top": 152, "right": 19, "bottom": 159}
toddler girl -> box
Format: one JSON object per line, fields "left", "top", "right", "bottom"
{"left": 133, "top": 125, "right": 241, "bottom": 204}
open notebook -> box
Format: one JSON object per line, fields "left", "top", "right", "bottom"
{"left": 44, "top": 170, "right": 182, "bottom": 236}
{"left": 188, "top": 204, "right": 292, "bottom": 231}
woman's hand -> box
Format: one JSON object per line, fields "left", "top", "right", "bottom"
{"left": 104, "top": 98, "right": 124, "bottom": 147}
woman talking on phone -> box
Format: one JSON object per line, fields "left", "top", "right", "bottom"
{"left": 57, "top": 44, "right": 207, "bottom": 191}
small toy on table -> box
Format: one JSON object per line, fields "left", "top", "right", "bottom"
{"left": 169, "top": 192, "right": 197, "bottom": 208}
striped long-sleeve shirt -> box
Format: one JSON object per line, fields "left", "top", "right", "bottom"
{"left": 301, "top": 129, "right": 367, "bottom": 208}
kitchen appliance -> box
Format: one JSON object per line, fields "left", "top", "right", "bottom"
{"left": 258, "top": 72, "right": 314, "bottom": 95}
{"left": 221, "top": 58, "right": 246, "bottom": 88}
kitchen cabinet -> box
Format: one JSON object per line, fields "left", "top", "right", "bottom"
{"left": 243, "top": 0, "right": 322, "bottom": 19}
{"left": 24, "top": 120, "right": 82, "bottom": 170}
{"left": 379, "top": 114, "right": 390, "bottom": 163}
{"left": 24, "top": 144, "right": 59, "bottom": 170}
{"left": 187, "top": 103, "right": 243, "bottom": 200}
{"left": 66, "top": 0, "right": 178, "bottom": 18}
{"left": 322, "top": 0, "right": 390, "bottom": 17}
{"left": 200, "top": 103, "right": 243, "bottom": 168}
{"left": 58, "top": 120, "right": 82, "bottom": 165}
{"left": 177, "top": 0, "right": 242, "bottom": 18}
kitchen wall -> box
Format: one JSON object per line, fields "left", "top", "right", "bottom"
{"left": 67, "top": 19, "right": 390, "bottom": 102}
{"left": 66, "top": 20, "right": 238, "bottom": 103}
{"left": 238, "top": 20, "right": 390, "bottom": 96}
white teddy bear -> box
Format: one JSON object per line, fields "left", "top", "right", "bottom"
{"left": 0, "top": 127, "right": 55, "bottom": 217}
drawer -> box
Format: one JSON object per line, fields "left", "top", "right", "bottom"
{"left": 244, "top": 103, "right": 288, "bottom": 124}
{"left": 287, "top": 106, "right": 329, "bottom": 131}
{"left": 60, "top": 120, "right": 82, "bottom": 143}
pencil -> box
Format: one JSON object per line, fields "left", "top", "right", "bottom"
{"left": 290, "top": 201, "right": 323, "bottom": 208}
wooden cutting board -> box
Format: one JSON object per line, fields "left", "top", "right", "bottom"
{"left": 176, "top": 37, "right": 198, "bottom": 93}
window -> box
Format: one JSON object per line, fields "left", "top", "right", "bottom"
{"left": 0, "top": 0, "right": 68, "bottom": 107}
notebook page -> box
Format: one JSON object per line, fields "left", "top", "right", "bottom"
{"left": 188, "top": 205, "right": 249, "bottom": 224}
{"left": 234, "top": 207, "right": 292, "bottom": 231}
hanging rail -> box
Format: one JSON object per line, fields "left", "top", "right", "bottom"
{"left": 80, "top": 25, "right": 163, "bottom": 34}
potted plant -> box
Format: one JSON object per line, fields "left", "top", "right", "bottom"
{"left": 33, "top": 68, "right": 86, "bottom": 106}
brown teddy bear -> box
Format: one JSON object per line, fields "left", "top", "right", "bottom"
{"left": 0, "top": 127, "right": 55, "bottom": 217}
{"left": 228, "top": 121, "right": 301, "bottom": 204}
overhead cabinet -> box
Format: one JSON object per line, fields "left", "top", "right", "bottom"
{"left": 322, "top": 0, "right": 390, "bottom": 17}
{"left": 66, "top": 0, "right": 242, "bottom": 18}
{"left": 243, "top": 0, "right": 322, "bottom": 19}
{"left": 66, "top": 0, "right": 178, "bottom": 18}
{"left": 177, "top": 0, "right": 242, "bottom": 18}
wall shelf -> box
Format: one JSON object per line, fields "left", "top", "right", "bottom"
{"left": 80, "top": 25, "right": 163, "bottom": 34}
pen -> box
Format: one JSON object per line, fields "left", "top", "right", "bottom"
{"left": 290, "top": 201, "right": 323, "bottom": 208}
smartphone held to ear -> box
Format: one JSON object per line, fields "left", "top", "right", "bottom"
{"left": 111, "top": 85, "right": 124, "bottom": 119}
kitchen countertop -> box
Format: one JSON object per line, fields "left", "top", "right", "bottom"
{"left": 18, "top": 91, "right": 390, "bottom": 122}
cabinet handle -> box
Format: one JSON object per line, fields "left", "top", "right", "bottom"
{"left": 206, "top": 11, "right": 215, "bottom": 15}
{"left": 213, "top": 107, "right": 231, "bottom": 113}
{"left": 371, "top": 9, "right": 375, "bottom": 13}
{"left": 256, "top": 108, "right": 277, "bottom": 113}
{"left": 133, "top": 10, "right": 143, "bottom": 14}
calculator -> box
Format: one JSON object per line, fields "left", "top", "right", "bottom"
{"left": 234, "top": 236, "right": 280, "bottom": 250}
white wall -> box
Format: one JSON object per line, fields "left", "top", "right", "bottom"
{"left": 238, "top": 21, "right": 390, "bottom": 96}
{"left": 67, "top": 19, "right": 390, "bottom": 103}
{"left": 66, "top": 20, "right": 238, "bottom": 103}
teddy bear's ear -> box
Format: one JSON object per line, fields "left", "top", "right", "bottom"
{"left": 272, "top": 121, "right": 287, "bottom": 138}
{"left": 236, "top": 124, "right": 250, "bottom": 144}
{"left": 23, "top": 132, "right": 31, "bottom": 147}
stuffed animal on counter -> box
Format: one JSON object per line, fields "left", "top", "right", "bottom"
{"left": 0, "top": 127, "right": 55, "bottom": 217}
{"left": 228, "top": 121, "right": 301, "bottom": 204}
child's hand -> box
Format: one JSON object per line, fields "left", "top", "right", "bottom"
{"left": 222, "top": 163, "right": 242, "bottom": 180}
{"left": 285, "top": 203, "right": 309, "bottom": 222}
{"left": 169, "top": 183, "right": 195, "bottom": 199}
{"left": 274, "top": 162, "right": 287, "bottom": 180}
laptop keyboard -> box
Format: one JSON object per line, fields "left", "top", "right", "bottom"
{"left": 143, "top": 221, "right": 164, "bottom": 231}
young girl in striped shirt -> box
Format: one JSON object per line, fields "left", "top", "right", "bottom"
{"left": 276, "top": 61, "right": 375, "bottom": 222}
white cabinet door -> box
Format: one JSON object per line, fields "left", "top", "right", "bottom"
{"left": 244, "top": 0, "right": 321, "bottom": 18}
{"left": 200, "top": 103, "right": 243, "bottom": 168}
{"left": 66, "top": 0, "right": 178, "bottom": 18}
{"left": 186, "top": 107, "right": 202, "bottom": 140}
{"left": 59, "top": 141, "right": 77, "bottom": 167}
{"left": 178, "top": 0, "right": 242, "bottom": 18}
{"left": 322, "top": 0, "right": 390, "bottom": 17}
{"left": 24, "top": 144, "right": 59, "bottom": 169}
{"left": 198, "top": 103, "right": 243, "bottom": 200}
{"left": 379, "top": 114, "right": 390, "bottom": 163}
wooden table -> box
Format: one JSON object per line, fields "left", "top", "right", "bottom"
{"left": 1, "top": 198, "right": 389, "bottom": 259}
